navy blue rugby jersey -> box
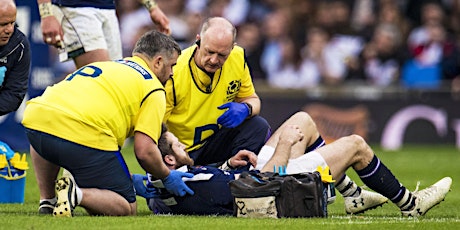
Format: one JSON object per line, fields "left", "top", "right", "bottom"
{"left": 147, "top": 166, "right": 243, "bottom": 215}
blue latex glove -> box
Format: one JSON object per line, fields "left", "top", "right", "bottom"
{"left": 162, "top": 170, "right": 194, "bottom": 196}
{"left": 0, "top": 141, "right": 15, "bottom": 160}
{"left": 132, "top": 174, "right": 158, "bottom": 199}
{"left": 0, "top": 66, "right": 6, "bottom": 86}
{"left": 217, "top": 102, "right": 250, "bottom": 128}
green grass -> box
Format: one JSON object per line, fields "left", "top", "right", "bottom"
{"left": 1, "top": 144, "right": 459, "bottom": 229}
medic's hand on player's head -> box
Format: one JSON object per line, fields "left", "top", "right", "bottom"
{"left": 217, "top": 102, "right": 250, "bottom": 128}
{"left": 132, "top": 174, "right": 158, "bottom": 199}
{"left": 162, "top": 170, "right": 194, "bottom": 196}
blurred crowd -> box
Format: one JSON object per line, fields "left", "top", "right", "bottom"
{"left": 58, "top": 0, "right": 460, "bottom": 92}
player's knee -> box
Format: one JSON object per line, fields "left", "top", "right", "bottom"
{"left": 293, "top": 111, "right": 318, "bottom": 131}
{"left": 347, "top": 134, "right": 365, "bottom": 147}
{"left": 348, "top": 134, "right": 373, "bottom": 158}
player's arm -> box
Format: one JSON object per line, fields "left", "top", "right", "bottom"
{"left": 135, "top": 89, "right": 170, "bottom": 178}
{"left": 37, "top": 0, "right": 64, "bottom": 48}
{"left": 140, "top": 0, "right": 171, "bottom": 35}
{"left": 135, "top": 90, "right": 194, "bottom": 196}
{"left": 134, "top": 131, "right": 170, "bottom": 179}
{"left": 260, "top": 125, "right": 304, "bottom": 173}
{"left": 219, "top": 150, "right": 257, "bottom": 170}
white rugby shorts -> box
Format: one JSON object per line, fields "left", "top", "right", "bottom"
{"left": 252, "top": 145, "right": 328, "bottom": 174}
{"left": 52, "top": 5, "right": 122, "bottom": 61}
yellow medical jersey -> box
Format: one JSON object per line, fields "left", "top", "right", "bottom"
{"left": 22, "top": 56, "right": 166, "bottom": 151}
{"left": 164, "top": 45, "right": 255, "bottom": 151}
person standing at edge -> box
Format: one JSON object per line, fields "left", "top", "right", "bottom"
{"left": 164, "top": 17, "right": 271, "bottom": 170}
{"left": 37, "top": 0, "right": 170, "bottom": 69}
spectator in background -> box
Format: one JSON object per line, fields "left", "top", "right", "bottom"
{"left": 301, "top": 26, "right": 331, "bottom": 87}
{"left": 119, "top": 0, "right": 199, "bottom": 52}
{"left": 118, "top": 0, "right": 155, "bottom": 56}
{"left": 245, "top": 0, "right": 279, "bottom": 23}
{"left": 359, "top": 23, "right": 408, "bottom": 86}
{"left": 260, "top": 8, "right": 291, "bottom": 77}
{"left": 317, "top": 0, "right": 365, "bottom": 85}
{"left": 186, "top": 0, "right": 250, "bottom": 27}
{"left": 267, "top": 32, "right": 333, "bottom": 89}
{"left": 285, "top": 0, "right": 314, "bottom": 45}
{"left": 37, "top": 0, "right": 170, "bottom": 69}
{"left": 377, "top": 0, "right": 412, "bottom": 45}
{"left": 447, "top": 0, "right": 460, "bottom": 37}
{"left": 402, "top": 1, "right": 455, "bottom": 89}
{"left": 235, "top": 21, "right": 266, "bottom": 80}
{"left": 207, "top": 0, "right": 250, "bottom": 26}
{"left": 0, "top": 0, "right": 30, "bottom": 116}
{"left": 349, "top": 0, "right": 375, "bottom": 40}
{"left": 266, "top": 36, "right": 307, "bottom": 88}
{"left": 312, "top": 0, "right": 335, "bottom": 34}
{"left": 155, "top": 0, "right": 195, "bottom": 49}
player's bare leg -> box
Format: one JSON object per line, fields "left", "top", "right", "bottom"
{"left": 30, "top": 145, "right": 60, "bottom": 214}
{"left": 264, "top": 112, "right": 319, "bottom": 159}
{"left": 79, "top": 188, "right": 136, "bottom": 216}
{"left": 316, "top": 135, "right": 451, "bottom": 216}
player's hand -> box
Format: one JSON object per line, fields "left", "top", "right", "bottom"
{"left": 162, "top": 170, "right": 194, "bottom": 196}
{"left": 41, "top": 16, "right": 64, "bottom": 48}
{"left": 132, "top": 174, "right": 158, "bottom": 199}
{"left": 149, "top": 7, "right": 171, "bottom": 35}
{"left": 0, "top": 140, "right": 15, "bottom": 160}
{"left": 0, "top": 66, "right": 7, "bottom": 86}
{"left": 217, "top": 102, "right": 250, "bottom": 128}
{"left": 279, "top": 125, "right": 304, "bottom": 146}
{"left": 230, "top": 150, "right": 257, "bottom": 168}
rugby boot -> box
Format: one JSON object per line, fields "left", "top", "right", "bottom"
{"left": 345, "top": 189, "right": 388, "bottom": 214}
{"left": 401, "top": 177, "right": 452, "bottom": 217}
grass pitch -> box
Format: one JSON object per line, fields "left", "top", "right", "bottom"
{"left": 0, "top": 144, "right": 459, "bottom": 229}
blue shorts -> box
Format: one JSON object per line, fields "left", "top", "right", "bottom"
{"left": 25, "top": 128, "right": 136, "bottom": 203}
{"left": 190, "top": 115, "right": 271, "bottom": 169}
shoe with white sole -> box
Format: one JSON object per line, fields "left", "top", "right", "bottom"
{"left": 345, "top": 189, "right": 389, "bottom": 214}
{"left": 401, "top": 177, "right": 452, "bottom": 217}
{"left": 53, "top": 176, "right": 77, "bottom": 217}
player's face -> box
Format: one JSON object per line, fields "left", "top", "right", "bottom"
{"left": 195, "top": 36, "right": 233, "bottom": 74}
{"left": 0, "top": 6, "right": 16, "bottom": 46}
{"left": 157, "top": 52, "right": 179, "bottom": 85}
{"left": 166, "top": 132, "right": 194, "bottom": 167}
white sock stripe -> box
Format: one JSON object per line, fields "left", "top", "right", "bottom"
{"left": 359, "top": 158, "right": 381, "bottom": 179}
{"left": 391, "top": 188, "right": 403, "bottom": 202}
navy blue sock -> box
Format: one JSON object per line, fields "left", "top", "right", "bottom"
{"left": 305, "top": 136, "right": 326, "bottom": 153}
{"left": 356, "top": 155, "right": 407, "bottom": 203}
